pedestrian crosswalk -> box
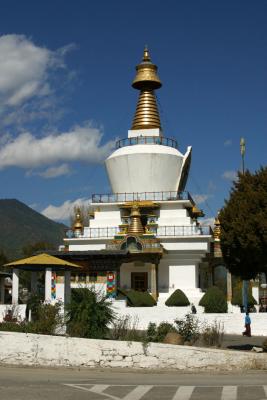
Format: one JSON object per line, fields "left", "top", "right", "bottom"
{"left": 63, "top": 383, "right": 267, "bottom": 400}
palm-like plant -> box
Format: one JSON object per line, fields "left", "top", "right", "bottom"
{"left": 65, "top": 288, "right": 116, "bottom": 339}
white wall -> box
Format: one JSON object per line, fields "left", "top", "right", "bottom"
{"left": 169, "top": 264, "right": 198, "bottom": 289}
{"left": 0, "top": 331, "right": 266, "bottom": 370}
{"left": 112, "top": 301, "right": 267, "bottom": 335}
{"left": 105, "top": 145, "right": 184, "bottom": 193}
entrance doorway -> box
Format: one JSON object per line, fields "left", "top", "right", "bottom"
{"left": 131, "top": 272, "right": 148, "bottom": 292}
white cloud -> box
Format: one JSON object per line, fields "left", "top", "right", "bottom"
{"left": 39, "top": 163, "right": 72, "bottom": 178}
{"left": 0, "top": 35, "right": 52, "bottom": 107}
{"left": 200, "top": 217, "right": 214, "bottom": 228}
{"left": 0, "top": 122, "right": 115, "bottom": 169}
{"left": 26, "top": 163, "right": 72, "bottom": 179}
{"left": 42, "top": 198, "right": 89, "bottom": 221}
{"left": 224, "top": 139, "right": 232, "bottom": 147}
{"left": 0, "top": 35, "right": 76, "bottom": 129}
{"left": 192, "top": 194, "right": 210, "bottom": 204}
{"left": 222, "top": 170, "right": 237, "bottom": 181}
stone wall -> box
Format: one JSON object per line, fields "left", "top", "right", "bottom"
{"left": 0, "top": 331, "right": 266, "bottom": 371}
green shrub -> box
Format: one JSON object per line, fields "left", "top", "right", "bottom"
{"left": 146, "top": 321, "right": 177, "bottom": 343}
{"left": 199, "top": 286, "right": 227, "bottom": 313}
{"left": 0, "top": 302, "right": 62, "bottom": 335}
{"left": 66, "top": 288, "right": 115, "bottom": 338}
{"left": 201, "top": 320, "right": 224, "bottom": 347}
{"left": 0, "top": 321, "right": 26, "bottom": 332}
{"left": 231, "top": 282, "right": 257, "bottom": 307}
{"left": 174, "top": 314, "right": 200, "bottom": 343}
{"left": 121, "top": 290, "right": 156, "bottom": 307}
{"left": 165, "top": 289, "right": 190, "bottom": 307}
{"left": 27, "top": 302, "right": 62, "bottom": 335}
{"left": 26, "top": 293, "right": 42, "bottom": 321}
{"left": 109, "top": 315, "right": 144, "bottom": 342}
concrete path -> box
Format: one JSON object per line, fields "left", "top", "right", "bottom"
{"left": 221, "top": 334, "right": 266, "bottom": 350}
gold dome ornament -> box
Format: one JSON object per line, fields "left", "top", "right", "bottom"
{"left": 73, "top": 207, "right": 84, "bottom": 237}
{"left": 213, "top": 214, "right": 221, "bottom": 241}
{"left": 131, "top": 47, "right": 162, "bottom": 130}
{"left": 127, "top": 204, "right": 145, "bottom": 235}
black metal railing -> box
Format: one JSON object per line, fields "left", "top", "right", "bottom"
{"left": 116, "top": 136, "right": 178, "bottom": 149}
{"left": 65, "top": 225, "right": 211, "bottom": 239}
{"left": 92, "top": 191, "right": 194, "bottom": 204}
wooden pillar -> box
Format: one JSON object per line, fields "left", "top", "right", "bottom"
{"left": 116, "top": 267, "right": 120, "bottom": 290}
{"left": 227, "top": 269, "right": 232, "bottom": 302}
{"left": 64, "top": 270, "right": 71, "bottom": 305}
{"left": 0, "top": 277, "right": 5, "bottom": 303}
{"left": 31, "top": 271, "right": 38, "bottom": 294}
{"left": 151, "top": 263, "right": 158, "bottom": 301}
{"left": 45, "top": 268, "right": 52, "bottom": 302}
{"left": 12, "top": 269, "right": 19, "bottom": 304}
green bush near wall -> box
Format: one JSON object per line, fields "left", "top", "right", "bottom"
{"left": 165, "top": 289, "right": 190, "bottom": 307}
{"left": 199, "top": 286, "right": 227, "bottom": 313}
{"left": 118, "top": 289, "right": 156, "bottom": 307}
{"left": 231, "top": 282, "right": 257, "bottom": 307}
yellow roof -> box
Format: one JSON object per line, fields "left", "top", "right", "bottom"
{"left": 4, "top": 253, "right": 81, "bottom": 270}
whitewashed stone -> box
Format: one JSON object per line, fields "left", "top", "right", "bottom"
{"left": 0, "top": 331, "right": 267, "bottom": 371}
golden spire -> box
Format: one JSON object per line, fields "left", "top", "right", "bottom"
{"left": 127, "top": 204, "right": 145, "bottom": 235}
{"left": 73, "top": 207, "right": 83, "bottom": 234}
{"left": 131, "top": 47, "right": 162, "bottom": 130}
{"left": 213, "top": 213, "right": 221, "bottom": 241}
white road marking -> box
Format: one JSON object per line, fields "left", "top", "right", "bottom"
{"left": 63, "top": 383, "right": 267, "bottom": 400}
{"left": 122, "top": 385, "right": 153, "bottom": 400}
{"left": 172, "top": 386, "right": 195, "bottom": 400}
{"left": 221, "top": 386, "right": 237, "bottom": 400}
{"left": 90, "top": 385, "right": 110, "bottom": 393}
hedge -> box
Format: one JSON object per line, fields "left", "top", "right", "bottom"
{"left": 231, "top": 282, "right": 257, "bottom": 307}
{"left": 165, "top": 289, "right": 190, "bottom": 307}
{"left": 199, "top": 286, "right": 227, "bottom": 313}
{"left": 118, "top": 289, "right": 156, "bottom": 307}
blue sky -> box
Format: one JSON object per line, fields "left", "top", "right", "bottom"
{"left": 0, "top": 0, "right": 266, "bottom": 224}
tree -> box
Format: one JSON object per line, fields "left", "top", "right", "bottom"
{"left": 220, "top": 167, "right": 267, "bottom": 280}
{"left": 0, "top": 250, "right": 8, "bottom": 267}
{"left": 22, "top": 241, "right": 55, "bottom": 257}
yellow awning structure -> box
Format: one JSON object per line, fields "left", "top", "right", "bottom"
{"left": 4, "top": 253, "right": 82, "bottom": 271}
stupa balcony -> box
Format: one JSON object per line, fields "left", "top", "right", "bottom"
{"left": 91, "top": 191, "right": 194, "bottom": 204}
{"left": 115, "top": 136, "right": 178, "bottom": 149}
{"left": 64, "top": 225, "right": 211, "bottom": 240}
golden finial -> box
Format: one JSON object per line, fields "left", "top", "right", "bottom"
{"left": 213, "top": 213, "right": 221, "bottom": 241}
{"left": 131, "top": 47, "right": 162, "bottom": 130}
{"left": 127, "top": 204, "right": 145, "bottom": 235}
{"left": 143, "top": 45, "right": 151, "bottom": 62}
{"left": 73, "top": 207, "right": 83, "bottom": 235}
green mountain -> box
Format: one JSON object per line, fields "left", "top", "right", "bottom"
{"left": 0, "top": 199, "right": 67, "bottom": 260}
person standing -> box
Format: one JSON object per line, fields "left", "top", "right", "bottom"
{"left": 242, "top": 312, "right": 251, "bottom": 337}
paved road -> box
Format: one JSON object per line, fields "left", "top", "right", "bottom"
{"left": 0, "top": 366, "right": 267, "bottom": 400}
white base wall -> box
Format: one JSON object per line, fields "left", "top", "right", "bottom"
{"left": 1, "top": 331, "right": 267, "bottom": 371}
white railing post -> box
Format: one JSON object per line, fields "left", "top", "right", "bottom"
{"left": 45, "top": 268, "right": 52, "bottom": 302}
